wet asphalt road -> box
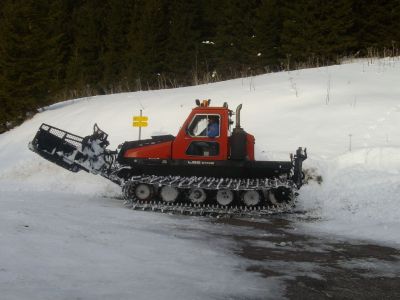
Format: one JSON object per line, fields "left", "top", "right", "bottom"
{"left": 214, "top": 217, "right": 400, "bottom": 300}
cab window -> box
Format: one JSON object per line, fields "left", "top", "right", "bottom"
{"left": 186, "top": 141, "right": 220, "bottom": 156}
{"left": 187, "top": 114, "right": 220, "bottom": 137}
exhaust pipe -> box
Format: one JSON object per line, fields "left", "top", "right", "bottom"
{"left": 235, "top": 104, "right": 242, "bottom": 129}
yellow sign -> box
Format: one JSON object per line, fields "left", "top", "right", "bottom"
{"left": 133, "top": 116, "right": 148, "bottom": 122}
{"left": 133, "top": 121, "right": 148, "bottom": 127}
{"left": 132, "top": 115, "right": 148, "bottom": 127}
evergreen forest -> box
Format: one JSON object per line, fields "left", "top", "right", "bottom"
{"left": 1, "top": 0, "right": 400, "bottom": 132}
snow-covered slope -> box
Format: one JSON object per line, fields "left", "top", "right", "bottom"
{"left": 1, "top": 58, "right": 400, "bottom": 244}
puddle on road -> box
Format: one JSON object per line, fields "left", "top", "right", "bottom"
{"left": 214, "top": 217, "right": 400, "bottom": 300}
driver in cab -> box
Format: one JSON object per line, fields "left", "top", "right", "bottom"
{"left": 206, "top": 116, "right": 219, "bottom": 138}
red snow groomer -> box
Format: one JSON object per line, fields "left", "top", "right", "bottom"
{"left": 29, "top": 100, "right": 307, "bottom": 216}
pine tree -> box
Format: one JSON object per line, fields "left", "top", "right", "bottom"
{"left": 101, "top": 0, "right": 133, "bottom": 92}
{"left": 192, "top": 0, "right": 220, "bottom": 82}
{"left": 213, "top": 0, "right": 260, "bottom": 77}
{"left": 65, "top": 1, "right": 107, "bottom": 95}
{"left": 255, "top": 0, "right": 285, "bottom": 70}
{"left": 164, "top": 0, "right": 201, "bottom": 85}
{"left": 281, "top": 0, "right": 354, "bottom": 66}
{"left": 352, "top": 0, "right": 400, "bottom": 52}
{"left": 48, "top": 0, "right": 75, "bottom": 96}
{"left": 126, "top": 0, "right": 169, "bottom": 89}
{"left": 0, "top": 0, "right": 62, "bottom": 126}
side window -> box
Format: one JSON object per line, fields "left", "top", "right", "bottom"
{"left": 186, "top": 141, "right": 220, "bottom": 157}
{"left": 187, "top": 114, "right": 220, "bottom": 138}
{"left": 188, "top": 115, "right": 208, "bottom": 136}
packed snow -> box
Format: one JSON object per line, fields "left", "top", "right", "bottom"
{"left": 1, "top": 57, "right": 400, "bottom": 298}
{"left": 0, "top": 191, "right": 277, "bottom": 300}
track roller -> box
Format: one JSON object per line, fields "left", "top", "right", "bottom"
{"left": 134, "top": 183, "right": 154, "bottom": 201}
{"left": 241, "top": 190, "right": 262, "bottom": 206}
{"left": 160, "top": 186, "right": 179, "bottom": 203}
{"left": 188, "top": 188, "right": 207, "bottom": 204}
{"left": 272, "top": 186, "right": 293, "bottom": 203}
{"left": 216, "top": 189, "right": 234, "bottom": 206}
{"left": 122, "top": 181, "right": 136, "bottom": 200}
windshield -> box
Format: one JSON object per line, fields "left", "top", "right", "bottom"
{"left": 187, "top": 114, "right": 220, "bottom": 137}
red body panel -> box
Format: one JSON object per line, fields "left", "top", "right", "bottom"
{"left": 246, "top": 133, "right": 255, "bottom": 161}
{"left": 172, "top": 107, "right": 229, "bottom": 161}
{"left": 122, "top": 104, "right": 256, "bottom": 162}
{"left": 124, "top": 141, "right": 172, "bottom": 159}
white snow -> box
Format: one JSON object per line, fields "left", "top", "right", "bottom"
{"left": 0, "top": 191, "right": 272, "bottom": 300}
{"left": 1, "top": 57, "right": 400, "bottom": 298}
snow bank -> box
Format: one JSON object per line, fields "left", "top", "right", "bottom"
{"left": 1, "top": 57, "right": 400, "bottom": 249}
{"left": 298, "top": 147, "right": 400, "bottom": 246}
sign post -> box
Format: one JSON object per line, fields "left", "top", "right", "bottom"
{"left": 132, "top": 110, "right": 148, "bottom": 140}
{"left": 348, "top": 134, "right": 352, "bottom": 152}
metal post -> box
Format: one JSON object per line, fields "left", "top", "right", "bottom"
{"left": 349, "top": 134, "right": 352, "bottom": 152}
{"left": 139, "top": 109, "right": 142, "bottom": 141}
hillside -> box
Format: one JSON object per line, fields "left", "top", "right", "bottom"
{"left": 2, "top": 1, "right": 399, "bottom": 129}
{"left": 1, "top": 57, "right": 400, "bottom": 243}
{"left": 0, "top": 57, "right": 399, "bottom": 298}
